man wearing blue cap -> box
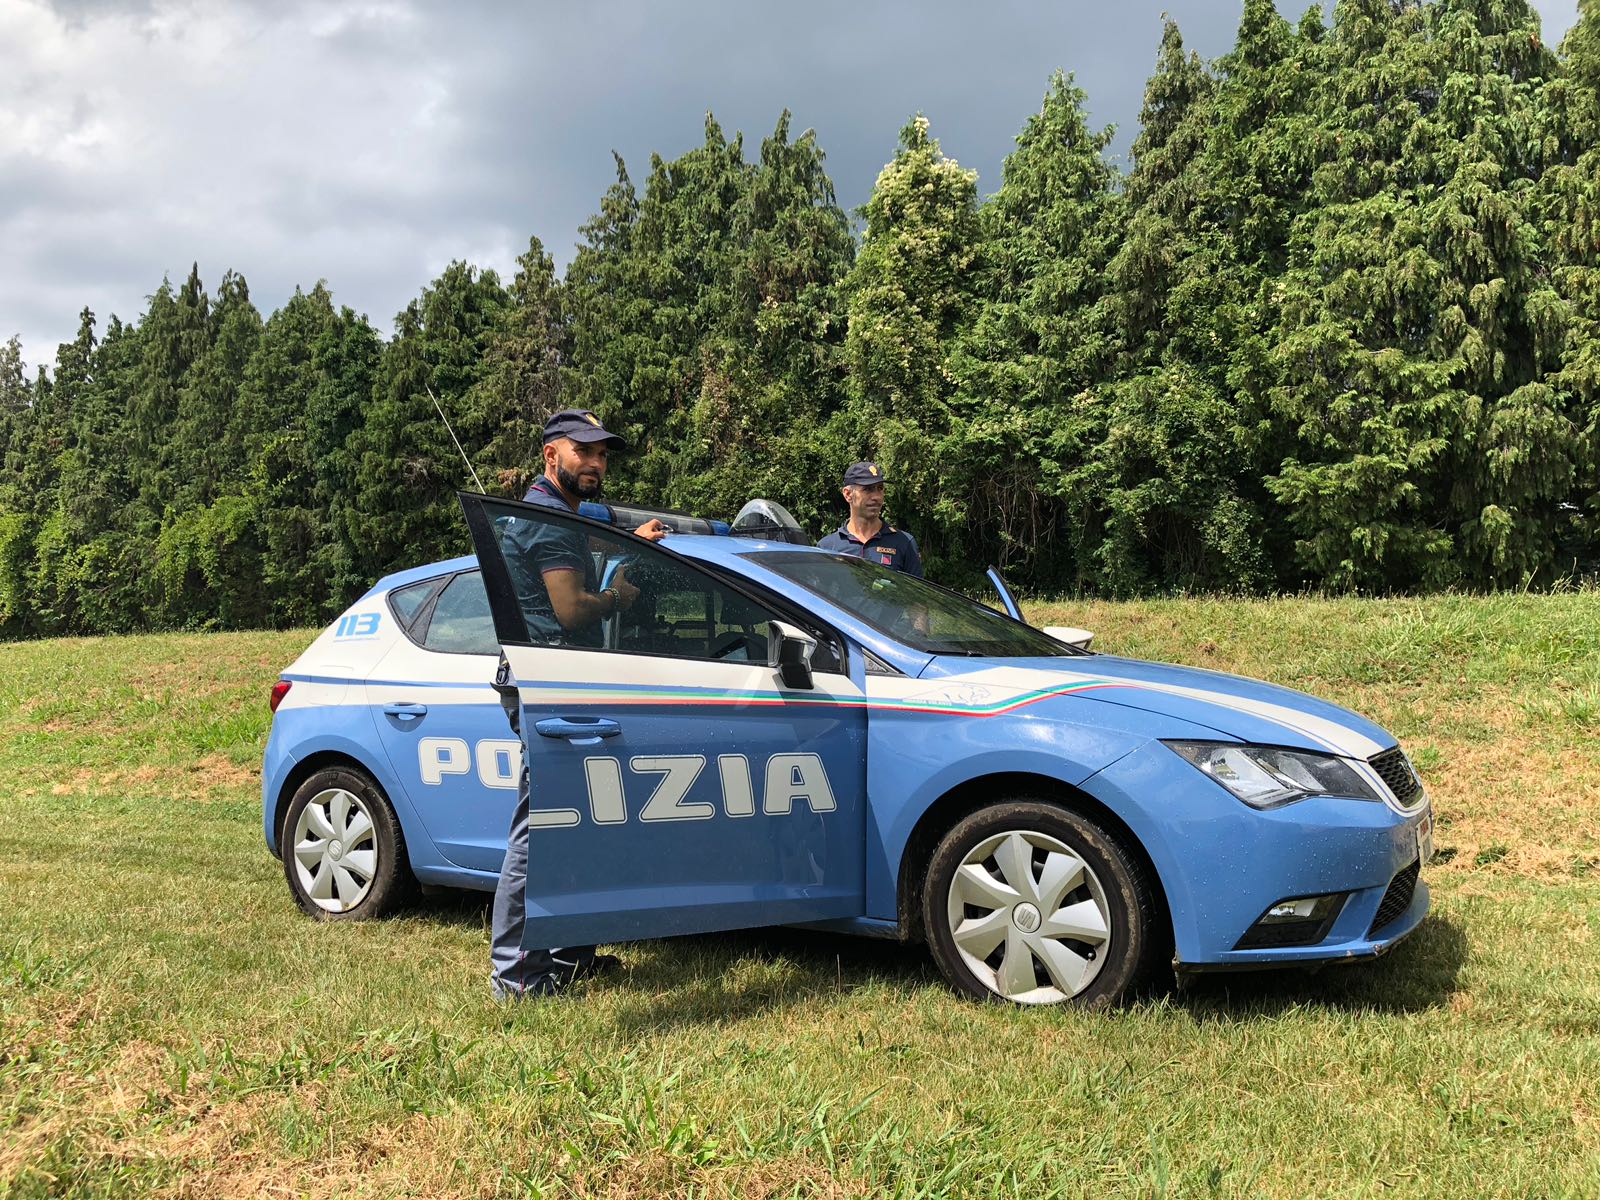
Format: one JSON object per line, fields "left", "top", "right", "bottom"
{"left": 818, "top": 461, "right": 923, "bottom": 577}
{"left": 491, "top": 409, "right": 668, "bottom": 1000}
{"left": 504, "top": 409, "right": 668, "bottom": 646}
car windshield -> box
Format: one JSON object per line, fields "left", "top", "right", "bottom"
{"left": 748, "top": 551, "right": 1072, "bottom": 658}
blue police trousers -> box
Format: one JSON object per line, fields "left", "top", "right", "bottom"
{"left": 489, "top": 766, "right": 595, "bottom": 998}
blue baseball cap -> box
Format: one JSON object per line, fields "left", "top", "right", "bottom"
{"left": 543, "top": 409, "right": 628, "bottom": 448}
{"left": 842, "top": 461, "right": 888, "bottom": 487}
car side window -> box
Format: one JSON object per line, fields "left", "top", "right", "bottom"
{"left": 420, "top": 571, "right": 499, "bottom": 656}
{"left": 611, "top": 553, "right": 776, "bottom": 663}
{"left": 387, "top": 578, "right": 438, "bottom": 631}
{"left": 489, "top": 504, "right": 781, "bottom": 665}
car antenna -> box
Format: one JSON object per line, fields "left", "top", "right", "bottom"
{"left": 426, "top": 385, "right": 486, "bottom": 493}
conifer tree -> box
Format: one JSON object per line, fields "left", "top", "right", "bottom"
{"left": 0, "top": 336, "right": 31, "bottom": 632}
{"left": 842, "top": 115, "right": 982, "bottom": 570}
{"left": 1266, "top": 0, "right": 1568, "bottom": 589}
{"left": 563, "top": 115, "right": 853, "bottom": 527}
{"left": 471, "top": 236, "right": 570, "bottom": 495}
{"left": 1105, "top": 19, "right": 1218, "bottom": 366}
{"left": 25, "top": 307, "right": 150, "bottom": 630}
{"left": 308, "top": 304, "right": 383, "bottom": 609}
{"left": 949, "top": 73, "right": 1116, "bottom": 581}
{"left": 566, "top": 117, "right": 754, "bottom": 507}
{"left": 347, "top": 262, "right": 509, "bottom": 579}
{"left": 1080, "top": 7, "right": 1313, "bottom": 594}
{"left": 129, "top": 266, "right": 212, "bottom": 526}
{"left": 682, "top": 113, "right": 855, "bottom": 527}
{"left": 168, "top": 271, "right": 262, "bottom": 511}
{"left": 218, "top": 284, "right": 345, "bottom": 626}
{"left": 564, "top": 153, "right": 642, "bottom": 433}
{"left": 1543, "top": 0, "right": 1600, "bottom": 564}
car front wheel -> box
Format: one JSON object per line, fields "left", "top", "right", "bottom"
{"left": 281, "top": 767, "right": 414, "bottom": 920}
{"left": 922, "top": 800, "right": 1159, "bottom": 1007}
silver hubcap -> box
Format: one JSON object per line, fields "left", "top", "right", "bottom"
{"left": 292, "top": 788, "right": 378, "bottom": 913}
{"left": 945, "top": 829, "right": 1112, "bottom": 1004}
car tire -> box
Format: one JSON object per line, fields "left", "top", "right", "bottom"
{"left": 281, "top": 767, "right": 416, "bottom": 920}
{"left": 922, "top": 800, "right": 1159, "bottom": 1007}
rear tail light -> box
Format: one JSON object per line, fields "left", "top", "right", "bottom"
{"left": 270, "top": 680, "right": 292, "bottom": 713}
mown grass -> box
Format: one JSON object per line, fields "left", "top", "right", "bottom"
{"left": 2, "top": 597, "right": 1598, "bottom": 1198}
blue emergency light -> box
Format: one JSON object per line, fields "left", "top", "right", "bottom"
{"left": 574, "top": 498, "right": 810, "bottom": 544}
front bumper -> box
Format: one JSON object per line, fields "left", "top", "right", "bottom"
{"left": 1080, "top": 740, "right": 1432, "bottom": 967}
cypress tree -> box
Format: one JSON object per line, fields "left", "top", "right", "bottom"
{"left": 0, "top": 337, "right": 31, "bottom": 633}
{"left": 308, "top": 304, "right": 383, "bottom": 611}
{"left": 347, "top": 262, "right": 509, "bottom": 581}
{"left": 1265, "top": 0, "right": 1569, "bottom": 589}
{"left": 1542, "top": 0, "right": 1600, "bottom": 565}
{"left": 949, "top": 73, "right": 1117, "bottom": 583}
{"left": 471, "top": 236, "right": 570, "bottom": 495}
{"left": 681, "top": 112, "right": 855, "bottom": 527}
{"left": 842, "top": 115, "right": 982, "bottom": 571}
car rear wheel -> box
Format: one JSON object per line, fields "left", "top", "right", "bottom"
{"left": 922, "top": 800, "right": 1158, "bottom": 1007}
{"left": 282, "top": 767, "right": 415, "bottom": 920}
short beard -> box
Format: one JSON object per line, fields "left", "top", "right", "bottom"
{"left": 556, "top": 464, "right": 602, "bottom": 500}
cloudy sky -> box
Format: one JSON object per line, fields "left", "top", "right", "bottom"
{"left": 1, "top": 0, "right": 1581, "bottom": 371}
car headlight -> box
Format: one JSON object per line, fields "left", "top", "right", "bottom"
{"left": 1163, "top": 741, "right": 1384, "bottom": 809}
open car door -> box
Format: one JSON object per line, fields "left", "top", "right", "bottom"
{"left": 459, "top": 492, "right": 867, "bottom": 952}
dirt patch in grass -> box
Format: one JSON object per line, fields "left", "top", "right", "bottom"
{"left": 190, "top": 753, "right": 258, "bottom": 791}
{"left": 152, "top": 1107, "right": 464, "bottom": 1200}
{"left": 0, "top": 1114, "right": 70, "bottom": 1184}
{"left": 571, "top": 1155, "right": 869, "bottom": 1200}
{"left": 1422, "top": 735, "right": 1600, "bottom": 877}
{"left": 32, "top": 756, "right": 257, "bottom": 801}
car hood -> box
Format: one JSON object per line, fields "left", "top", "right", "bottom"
{"left": 915, "top": 654, "right": 1393, "bottom": 759}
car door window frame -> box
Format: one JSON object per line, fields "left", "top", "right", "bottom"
{"left": 459, "top": 492, "right": 850, "bottom": 674}
{"left": 417, "top": 569, "right": 502, "bottom": 657}
{"left": 386, "top": 575, "right": 449, "bottom": 642}
{"left": 387, "top": 569, "right": 501, "bottom": 658}
{"left": 684, "top": 557, "right": 851, "bottom": 675}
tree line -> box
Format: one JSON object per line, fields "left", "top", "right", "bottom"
{"left": 2, "top": 0, "right": 1599, "bottom": 638}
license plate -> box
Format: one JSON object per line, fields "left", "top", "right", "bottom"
{"left": 1414, "top": 808, "right": 1434, "bottom": 866}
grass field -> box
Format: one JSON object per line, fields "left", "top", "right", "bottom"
{"left": 3, "top": 594, "right": 1598, "bottom": 1198}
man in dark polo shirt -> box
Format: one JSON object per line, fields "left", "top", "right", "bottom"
{"left": 490, "top": 409, "right": 668, "bottom": 1001}
{"left": 818, "top": 461, "right": 923, "bottom": 577}
{"left": 501, "top": 410, "right": 668, "bottom": 645}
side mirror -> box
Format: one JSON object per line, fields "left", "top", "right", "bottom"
{"left": 1042, "top": 625, "right": 1094, "bottom": 651}
{"left": 767, "top": 620, "right": 817, "bottom": 690}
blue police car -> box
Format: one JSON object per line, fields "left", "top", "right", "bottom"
{"left": 263, "top": 493, "right": 1432, "bottom": 1006}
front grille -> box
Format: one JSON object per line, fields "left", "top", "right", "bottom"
{"left": 1368, "top": 859, "right": 1420, "bottom": 936}
{"left": 1369, "top": 747, "right": 1422, "bottom": 807}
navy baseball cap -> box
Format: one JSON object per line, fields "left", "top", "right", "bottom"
{"left": 543, "top": 409, "right": 628, "bottom": 448}
{"left": 842, "top": 461, "right": 888, "bottom": 487}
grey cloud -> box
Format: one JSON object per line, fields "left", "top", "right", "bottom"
{"left": 4, "top": 0, "right": 1583, "bottom": 369}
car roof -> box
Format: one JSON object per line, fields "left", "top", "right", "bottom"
{"left": 366, "top": 538, "right": 822, "bottom": 598}
{"left": 366, "top": 553, "right": 477, "bottom": 596}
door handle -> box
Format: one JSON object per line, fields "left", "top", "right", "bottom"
{"left": 383, "top": 702, "right": 428, "bottom": 720}
{"left": 534, "top": 717, "right": 622, "bottom": 746}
